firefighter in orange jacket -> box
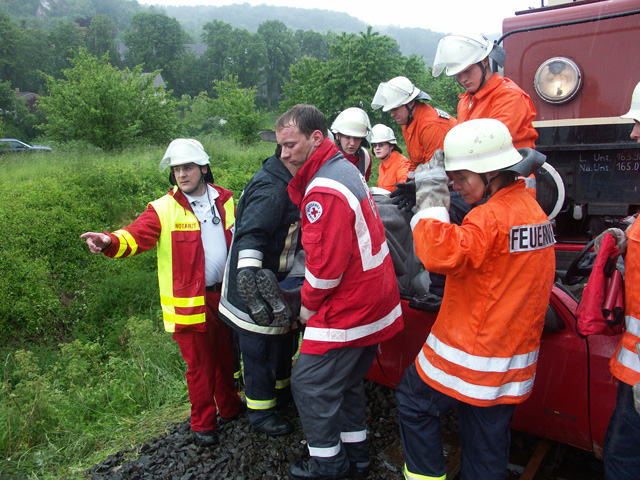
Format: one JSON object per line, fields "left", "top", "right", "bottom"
{"left": 433, "top": 33, "right": 539, "bottom": 198}
{"left": 370, "top": 124, "right": 409, "bottom": 192}
{"left": 432, "top": 33, "right": 538, "bottom": 150}
{"left": 599, "top": 81, "right": 640, "bottom": 480}
{"left": 394, "top": 119, "right": 555, "bottom": 480}
{"left": 371, "top": 76, "right": 457, "bottom": 177}
{"left": 81, "top": 139, "right": 243, "bottom": 448}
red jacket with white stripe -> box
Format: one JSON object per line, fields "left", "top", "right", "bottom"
{"left": 287, "top": 139, "right": 403, "bottom": 355}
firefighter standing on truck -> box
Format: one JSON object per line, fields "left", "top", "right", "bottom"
{"left": 599, "top": 80, "right": 640, "bottom": 480}
{"left": 432, "top": 33, "right": 538, "bottom": 150}
{"left": 80, "top": 139, "right": 244, "bottom": 448}
{"left": 393, "top": 119, "right": 555, "bottom": 480}
{"left": 277, "top": 104, "right": 404, "bottom": 480}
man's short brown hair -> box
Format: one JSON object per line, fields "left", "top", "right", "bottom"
{"left": 275, "top": 104, "right": 328, "bottom": 139}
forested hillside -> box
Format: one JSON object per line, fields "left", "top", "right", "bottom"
{"left": 0, "top": 0, "right": 463, "bottom": 146}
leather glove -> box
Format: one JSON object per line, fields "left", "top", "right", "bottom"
{"left": 390, "top": 180, "right": 416, "bottom": 213}
{"left": 414, "top": 149, "right": 450, "bottom": 212}
{"left": 594, "top": 228, "right": 627, "bottom": 255}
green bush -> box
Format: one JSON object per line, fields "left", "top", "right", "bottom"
{"left": 1, "top": 316, "right": 187, "bottom": 477}
{"left": 39, "top": 49, "right": 180, "bottom": 150}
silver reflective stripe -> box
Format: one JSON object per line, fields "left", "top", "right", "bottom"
{"left": 306, "top": 177, "right": 389, "bottom": 272}
{"left": 308, "top": 442, "right": 341, "bottom": 458}
{"left": 305, "top": 268, "right": 342, "bottom": 289}
{"left": 238, "top": 249, "right": 263, "bottom": 269}
{"left": 303, "top": 303, "right": 401, "bottom": 343}
{"left": 617, "top": 345, "right": 640, "bottom": 373}
{"left": 417, "top": 348, "right": 535, "bottom": 401}
{"left": 626, "top": 314, "right": 640, "bottom": 336}
{"left": 279, "top": 222, "right": 300, "bottom": 272}
{"left": 245, "top": 396, "right": 276, "bottom": 410}
{"left": 276, "top": 378, "right": 290, "bottom": 389}
{"left": 341, "top": 430, "right": 367, "bottom": 443}
{"left": 410, "top": 207, "right": 450, "bottom": 231}
{"left": 218, "top": 301, "right": 291, "bottom": 336}
{"left": 427, "top": 334, "right": 539, "bottom": 373}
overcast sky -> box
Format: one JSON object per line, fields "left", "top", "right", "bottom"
{"left": 139, "top": 0, "right": 545, "bottom": 35}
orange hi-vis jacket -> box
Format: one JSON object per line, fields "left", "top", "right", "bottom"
{"left": 103, "top": 185, "right": 235, "bottom": 333}
{"left": 403, "top": 102, "right": 457, "bottom": 172}
{"left": 377, "top": 150, "right": 409, "bottom": 192}
{"left": 609, "top": 217, "right": 640, "bottom": 386}
{"left": 411, "top": 181, "right": 555, "bottom": 406}
{"left": 457, "top": 72, "right": 538, "bottom": 149}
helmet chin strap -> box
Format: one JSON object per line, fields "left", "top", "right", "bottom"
{"left": 405, "top": 101, "right": 417, "bottom": 126}
{"left": 465, "top": 61, "right": 489, "bottom": 97}
{"left": 481, "top": 172, "right": 497, "bottom": 198}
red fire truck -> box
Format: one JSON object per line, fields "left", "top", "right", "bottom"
{"left": 367, "top": 0, "right": 640, "bottom": 458}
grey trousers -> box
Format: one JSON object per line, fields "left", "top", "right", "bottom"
{"left": 291, "top": 344, "right": 377, "bottom": 476}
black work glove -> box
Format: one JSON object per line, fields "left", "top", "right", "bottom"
{"left": 390, "top": 180, "right": 416, "bottom": 213}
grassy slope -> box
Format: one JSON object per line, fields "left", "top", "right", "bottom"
{"left": 0, "top": 135, "right": 389, "bottom": 479}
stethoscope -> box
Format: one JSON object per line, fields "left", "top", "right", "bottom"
{"left": 192, "top": 186, "right": 221, "bottom": 225}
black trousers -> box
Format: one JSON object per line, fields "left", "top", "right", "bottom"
{"left": 396, "top": 363, "right": 514, "bottom": 480}
{"left": 237, "top": 328, "right": 298, "bottom": 425}
{"left": 292, "top": 344, "right": 377, "bottom": 476}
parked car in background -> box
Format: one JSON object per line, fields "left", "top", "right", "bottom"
{"left": 0, "top": 138, "right": 52, "bottom": 154}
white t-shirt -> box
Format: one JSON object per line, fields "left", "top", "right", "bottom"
{"left": 183, "top": 186, "right": 227, "bottom": 286}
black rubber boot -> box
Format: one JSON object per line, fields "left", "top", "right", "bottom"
{"left": 255, "top": 269, "right": 301, "bottom": 327}
{"left": 237, "top": 268, "right": 272, "bottom": 326}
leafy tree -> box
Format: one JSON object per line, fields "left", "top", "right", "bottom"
{"left": 202, "top": 19, "right": 234, "bottom": 83}
{"left": 282, "top": 27, "right": 408, "bottom": 126}
{"left": 124, "top": 12, "right": 189, "bottom": 91}
{"left": 46, "top": 21, "right": 86, "bottom": 78}
{"left": 202, "top": 21, "right": 266, "bottom": 92}
{"left": 0, "top": 13, "right": 24, "bottom": 86}
{"left": 178, "top": 91, "right": 217, "bottom": 135}
{"left": 211, "top": 75, "right": 266, "bottom": 144}
{"left": 16, "top": 25, "right": 50, "bottom": 92}
{"left": 39, "top": 49, "right": 179, "bottom": 149}
{"left": 295, "top": 29, "right": 333, "bottom": 62}
{"left": 172, "top": 53, "right": 209, "bottom": 98}
{"left": 229, "top": 29, "right": 267, "bottom": 91}
{"left": 257, "top": 20, "right": 298, "bottom": 110}
{"left": 86, "top": 14, "right": 120, "bottom": 66}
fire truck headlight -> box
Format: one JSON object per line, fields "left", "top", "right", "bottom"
{"left": 534, "top": 57, "right": 582, "bottom": 104}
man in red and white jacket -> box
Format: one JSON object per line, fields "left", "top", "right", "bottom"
{"left": 81, "top": 139, "right": 243, "bottom": 448}
{"left": 276, "top": 105, "right": 403, "bottom": 480}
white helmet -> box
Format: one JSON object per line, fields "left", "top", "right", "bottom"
{"left": 432, "top": 33, "right": 504, "bottom": 77}
{"left": 369, "top": 124, "right": 397, "bottom": 145}
{"left": 371, "top": 76, "right": 432, "bottom": 112}
{"left": 331, "top": 107, "right": 371, "bottom": 138}
{"left": 444, "top": 119, "right": 522, "bottom": 173}
{"left": 158, "top": 138, "right": 210, "bottom": 172}
{"left": 621, "top": 81, "right": 640, "bottom": 122}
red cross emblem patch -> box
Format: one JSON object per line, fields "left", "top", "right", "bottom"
{"left": 305, "top": 201, "right": 323, "bottom": 223}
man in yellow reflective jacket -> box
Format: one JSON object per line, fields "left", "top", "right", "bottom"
{"left": 81, "top": 139, "right": 243, "bottom": 448}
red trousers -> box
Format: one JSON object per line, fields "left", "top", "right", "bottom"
{"left": 173, "top": 291, "right": 242, "bottom": 431}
